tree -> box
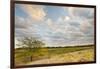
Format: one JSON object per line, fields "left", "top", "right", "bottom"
{"left": 16, "top": 37, "right": 45, "bottom": 62}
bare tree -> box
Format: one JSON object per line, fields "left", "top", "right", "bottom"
{"left": 16, "top": 37, "right": 45, "bottom": 61}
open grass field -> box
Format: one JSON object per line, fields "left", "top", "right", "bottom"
{"left": 15, "top": 45, "right": 95, "bottom": 66}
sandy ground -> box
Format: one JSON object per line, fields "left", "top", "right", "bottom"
{"left": 26, "top": 48, "right": 94, "bottom": 65}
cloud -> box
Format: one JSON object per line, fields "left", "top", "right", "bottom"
{"left": 64, "top": 7, "right": 94, "bottom": 35}
{"left": 73, "top": 8, "right": 94, "bottom": 19}
{"left": 15, "top": 16, "right": 42, "bottom": 39}
{"left": 45, "top": 18, "right": 62, "bottom": 33}
{"left": 18, "top": 4, "right": 46, "bottom": 21}
{"left": 80, "top": 20, "right": 93, "bottom": 33}
{"left": 15, "top": 16, "right": 33, "bottom": 29}
{"left": 64, "top": 16, "right": 71, "bottom": 21}
{"left": 64, "top": 7, "right": 94, "bottom": 19}
{"left": 15, "top": 4, "right": 94, "bottom": 47}
{"left": 43, "top": 7, "right": 94, "bottom": 46}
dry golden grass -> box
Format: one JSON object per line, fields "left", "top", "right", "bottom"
{"left": 27, "top": 48, "right": 94, "bottom": 65}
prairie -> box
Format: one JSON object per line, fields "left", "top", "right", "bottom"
{"left": 15, "top": 45, "right": 95, "bottom": 66}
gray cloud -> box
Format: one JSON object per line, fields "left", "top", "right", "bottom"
{"left": 15, "top": 5, "right": 95, "bottom": 47}
{"left": 73, "top": 8, "right": 94, "bottom": 19}
{"left": 15, "top": 16, "right": 42, "bottom": 39}
{"left": 15, "top": 16, "right": 33, "bottom": 29}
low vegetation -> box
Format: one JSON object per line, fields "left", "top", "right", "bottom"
{"left": 15, "top": 37, "right": 95, "bottom": 66}
{"left": 15, "top": 45, "right": 94, "bottom": 66}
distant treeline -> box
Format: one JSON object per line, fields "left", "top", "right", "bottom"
{"left": 46, "top": 44, "right": 94, "bottom": 48}
{"left": 15, "top": 44, "right": 94, "bottom": 50}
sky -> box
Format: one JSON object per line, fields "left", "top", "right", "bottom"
{"left": 15, "top": 3, "right": 94, "bottom": 47}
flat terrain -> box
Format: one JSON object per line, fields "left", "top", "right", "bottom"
{"left": 15, "top": 45, "right": 95, "bottom": 66}
{"left": 27, "top": 48, "right": 94, "bottom": 65}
